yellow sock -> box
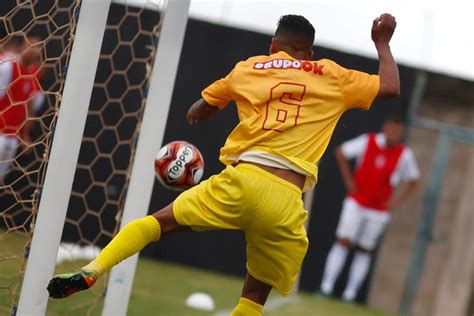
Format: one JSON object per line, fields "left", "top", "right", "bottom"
{"left": 83, "top": 216, "right": 161, "bottom": 275}
{"left": 230, "top": 298, "right": 264, "bottom": 316}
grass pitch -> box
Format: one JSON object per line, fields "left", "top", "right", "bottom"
{"left": 1, "top": 232, "right": 395, "bottom": 315}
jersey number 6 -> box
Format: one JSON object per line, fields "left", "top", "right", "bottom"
{"left": 262, "top": 82, "right": 306, "bottom": 132}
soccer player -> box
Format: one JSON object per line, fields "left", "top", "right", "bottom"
{"left": 0, "top": 35, "right": 42, "bottom": 184}
{"left": 48, "top": 13, "right": 399, "bottom": 315}
{"left": 318, "top": 114, "right": 420, "bottom": 302}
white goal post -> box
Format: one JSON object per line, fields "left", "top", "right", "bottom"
{"left": 102, "top": 1, "right": 191, "bottom": 315}
{"left": 17, "top": 0, "right": 112, "bottom": 315}
{"left": 16, "top": 0, "right": 190, "bottom": 315}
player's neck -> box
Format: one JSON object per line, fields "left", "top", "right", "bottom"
{"left": 271, "top": 47, "right": 308, "bottom": 60}
{"left": 386, "top": 140, "right": 401, "bottom": 148}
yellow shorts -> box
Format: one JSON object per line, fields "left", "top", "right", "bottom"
{"left": 173, "top": 163, "right": 309, "bottom": 296}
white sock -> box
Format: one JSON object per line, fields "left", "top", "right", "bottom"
{"left": 342, "top": 251, "right": 372, "bottom": 301}
{"left": 320, "top": 243, "right": 349, "bottom": 295}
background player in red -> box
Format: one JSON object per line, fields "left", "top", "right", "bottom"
{"left": 318, "top": 114, "right": 420, "bottom": 302}
{"left": 0, "top": 34, "right": 43, "bottom": 184}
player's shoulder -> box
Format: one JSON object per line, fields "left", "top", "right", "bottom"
{"left": 0, "top": 53, "right": 16, "bottom": 69}
{"left": 399, "top": 147, "right": 419, "bottom": 173}
{"left": 315, "top": 58, "right": 343, "bottom": 69}
{"left": 224, "top": 55, "right": 263, "bottom": 75}
{"left": 246, "top": 54, "right": 269, "bottom": 61}
{"left": 0, "top": 54, "right": 15, "bottom": 78}
{"left": 234, "top": 54, "right": 270, "bottom": 67}
{"left": 345, "top": 133, "right": 369, "bottom": 145}
{"left": 0, "top": 52, "right": 17, "bottom": 62}
{"left": 401, "top": 146, "right": 415, "bottom": 158}
{"left": 313, "top": 58, "right": 345, "bottom": 77}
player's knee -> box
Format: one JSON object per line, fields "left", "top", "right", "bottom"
{"left": 151, "top": 203, "right": 189, "bottom": 236}
{"left": 336, "top": 237, "right": 352, "bottom": 248}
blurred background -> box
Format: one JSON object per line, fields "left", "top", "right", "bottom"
{"left": 1, "top": 0, "right": 472, "bottom": 315}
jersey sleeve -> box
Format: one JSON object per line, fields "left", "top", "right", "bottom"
{"left": 0, "top": 61, "right": 13, "bottom": 99}
{"left": 399, "top": 148, "right": 420, "bottom": 182}
{"left": 201, "top": 68, "right": 235, "bottom": 109}
{"left": 340, "top": 134, "right": 369, "bottom": 159}
{"left": 337, "top": 64, "right": 380, "bottom": 110}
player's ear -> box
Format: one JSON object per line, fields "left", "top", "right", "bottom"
{"left": 269, "top": 38, "right": 278, "bottom": 54}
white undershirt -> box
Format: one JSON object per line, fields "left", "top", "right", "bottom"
{"left": 236, "top": 151, "right": 310, "bottom": 176}
{"left": 341, "top": 133, "right": 420, "bottom": 187}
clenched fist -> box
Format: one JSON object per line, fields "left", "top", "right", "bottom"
{"left": 371, "top": 13, "right": 396, "bottom": 46}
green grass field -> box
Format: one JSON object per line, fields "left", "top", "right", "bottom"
{"left": 1, "top": 232, "right": 395, "bottom": 315}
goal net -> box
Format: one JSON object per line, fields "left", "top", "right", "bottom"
{"left": 0, "top": 1, "right": 79, "bottom": 313}
{"left": 0, "top": 0, "right": 166, "bottom": 314}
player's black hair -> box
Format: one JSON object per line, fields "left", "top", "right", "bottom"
{"left": 385, "top": 112, "right": 406, "bottom": 124}
{"left": 275, "top": 15, "right": 315, "bottom": 47}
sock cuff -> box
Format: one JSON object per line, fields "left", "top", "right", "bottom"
{"left": 143, "top": 215, "right": 161, "bottom": 241}
{"left": 83, "top": 261, "right": 105, "bottom": 276}
{"left": 239, "top": 297, "right": 263, "bottom": 313}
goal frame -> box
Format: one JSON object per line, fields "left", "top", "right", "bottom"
{"left": 16, "top": 1, "right": 190, "bottom": 315}
{"left": 102, "top": 1, "right": 190, "bottom": 314}
{"left": 17, "top": 0, "right": 112, "bottom": 315}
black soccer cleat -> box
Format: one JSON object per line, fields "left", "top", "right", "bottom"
{"left": 47, "top": 269, "right": 98, "bottom": 299}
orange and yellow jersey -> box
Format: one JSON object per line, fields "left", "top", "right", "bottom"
{"left": 202, "top": 51, "right": 379, "bottom": 191}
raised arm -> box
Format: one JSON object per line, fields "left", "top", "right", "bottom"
{"left": 372, "top": 13, "right": 400, "bottom": 99}
{"left": 186, "top": 98, "right": 220, "bottom": 125}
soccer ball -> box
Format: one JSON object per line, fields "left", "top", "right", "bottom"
{"left": 154, "top": 141, "right": 204, "bottom": 191}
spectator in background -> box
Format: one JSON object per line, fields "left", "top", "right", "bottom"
{"left": 318, "top": 114, "right": 420, "bottom": 302}
{"left": 0, "top": 34, "right": 43, "bottom": 184}
{"left": 4, "top": 34, "right": 45, "bottom": 111}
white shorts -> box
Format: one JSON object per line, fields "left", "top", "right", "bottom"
{"left": 336, "top": 197, "right": 391, "bottom": 250}
{"left": 0, "top": 135, "right": 19, "bottom": 182}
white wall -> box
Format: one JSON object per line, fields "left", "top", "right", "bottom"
{"left": 188, "top": 0, "right": 474, "bottom": 81}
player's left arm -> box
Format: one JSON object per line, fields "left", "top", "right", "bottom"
{"left": 372, "top": 13, "right": 400, "bottom": 99}
{"left": 339, "top": 13, "right": 398, "bottom": 110}
{"left": 186, "top": 98, "right": 220, "bottom": 125}
{"left": 336, "top": 134, "right": 369, "bottom": 193}
{"left": 19, "top": 101, "right": 34, "bottom": 148}
{"left": 386, "top": 180, "right": 418, "bottom": 209}
{"left": 187, "top": 66, "right": 238, "bottom": 125}
{"left": 387, "top": 148, "right": 420, "bottom": 209}
{"left": 20, "top": 77, "right": 43, "bottom": 147}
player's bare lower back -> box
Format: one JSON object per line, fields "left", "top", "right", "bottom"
{"left": 235, "top": 161, "right": 305, "bottom": 190}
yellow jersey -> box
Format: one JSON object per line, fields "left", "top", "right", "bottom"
{"left": 202, "top": 51, "right": 379, "bottom": 191}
